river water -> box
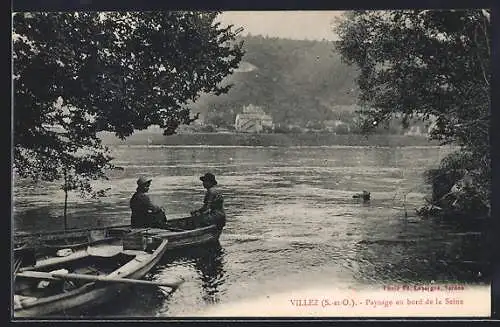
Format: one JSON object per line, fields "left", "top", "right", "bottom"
{"left": 12, "top": 145, "right": 490, "bottom": 317}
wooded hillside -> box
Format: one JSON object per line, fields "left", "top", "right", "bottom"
{"left": 190, "top": 35, "right": 360, "bottom": 127}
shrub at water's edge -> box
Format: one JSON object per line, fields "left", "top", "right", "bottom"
{"left": 417, "top": 150, "right": 491, "bottom": 222}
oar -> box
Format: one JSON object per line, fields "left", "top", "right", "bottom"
{"left": 16, "top": 270, "right": 184, "bottom": 289}
{"left": 13, "top": 257, "right": 23, "bottom": 276}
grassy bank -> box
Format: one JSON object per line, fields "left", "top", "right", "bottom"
{"left": 99, "top": 132, "right": 439, "bottom": 147}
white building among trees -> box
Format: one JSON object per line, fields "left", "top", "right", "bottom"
{"left": 234, "top": 104, "right": 273, "bottom": 133}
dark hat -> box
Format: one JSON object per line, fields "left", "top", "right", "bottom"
{"left": 200, "top": 172, "right": 217, "bottom": 185}
{"left": 137, "top": 176, "right": 152, "bottom": 186}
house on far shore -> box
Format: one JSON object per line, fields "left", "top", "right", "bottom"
{"left": 234, "top": 104, "right": 273, "bottom": 133}
{"left": 404, "top": 125, "right": 429, "bottom": 136}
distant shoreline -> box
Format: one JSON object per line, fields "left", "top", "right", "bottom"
{"left": 98, "top": 132, "right": 440, "bottom": 147}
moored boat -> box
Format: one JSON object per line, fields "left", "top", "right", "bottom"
{"left": 13, "top": 233, "right": 175, "bottom": 318}
{"left": 14, "top": 216, "right": 222, "bottom": 256}
{"left": 108, "top": 216, "right": 222, "bottom": 250}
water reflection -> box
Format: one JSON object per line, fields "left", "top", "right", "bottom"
{"left": 194, "top": 242, "right": 226, "bottom": 304}
{"left": 163, "top": 241, "right": 226, "bottom": 305}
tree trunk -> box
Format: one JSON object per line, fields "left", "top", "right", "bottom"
{"left": 63, "top": 170, "right": 68, "bottom": 231}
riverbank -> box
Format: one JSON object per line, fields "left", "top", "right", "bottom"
{"left": 98, "top": 132, "right": 439, "bottom": 147}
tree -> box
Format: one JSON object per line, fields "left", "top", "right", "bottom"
{"left": 13, "top": 11, "right": 244, "bottom": 200}
{"left": 335, "top": 10, "right": 491, "bottom": 218}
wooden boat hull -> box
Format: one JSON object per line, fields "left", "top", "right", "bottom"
{"left": 152, "top": 215, "right": 222, "bottom": 249}
{"left": 109, "top": 217, "right": 222, "bottom": 250}
{"left": 150, "top": 225, "right": 220, "bottom": 249}
{"left": 15, "top": 281, "right": 123, "bottom": 318}
{"left": 14, "top": 238, "right": 169, "bottom": 318}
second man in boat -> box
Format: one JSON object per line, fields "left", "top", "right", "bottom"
{"left": 191, "top": 172, "right": 226, "bottom": 230}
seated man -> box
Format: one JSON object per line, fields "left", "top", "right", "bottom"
{"left": 130, "top": 176, "right": 167, "bottom": 228}
{"left": 191, "top": 172, "right": 226, "bottom": 230}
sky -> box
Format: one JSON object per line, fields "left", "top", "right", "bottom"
{"left": 217, "top": 11, "right": 345, "bottom": 41}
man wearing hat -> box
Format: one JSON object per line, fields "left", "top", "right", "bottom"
{"left": 191, "top": 172, "right": 226, "bottom": 230}
{"left": 130, "top": 176, "right": 166, "bottom": 228}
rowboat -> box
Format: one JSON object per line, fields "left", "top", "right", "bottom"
{"left": 14, "top": 216, "right": 222, "bottom": 257}
{"left": 14, "top": 227, "right": 116, "bottom": 255}
{"left": 108, "top": 216, "right": 223, "bottom": 250}
{"left": 13, "top": 232, "right": 177, "bottom": 318}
